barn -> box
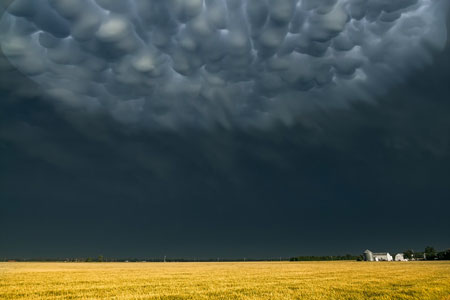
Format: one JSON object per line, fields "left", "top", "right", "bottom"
{"left": 372, "top": 252, "right": 393, "bottom": 261}
{"left": 363, "top": 250, "right": 393, "bottom": 261}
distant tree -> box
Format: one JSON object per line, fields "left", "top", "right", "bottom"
{"left": 86, "top": 257, "right": 93, "bottom": 262}
{"left": 424, "top": 247, "right": 437, "bottom": 260}
{"left": 437, "top": 249, "right": 450, "bottom": 260}
{"left": 403, "top": 250, "right": 414, "bottom": 260}
{"left": 98, "top": 255, "right": 104, "bottom": 262}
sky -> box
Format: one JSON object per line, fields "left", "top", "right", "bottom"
{"left": 0, "top": 0, "right": 449, "bottom": 259}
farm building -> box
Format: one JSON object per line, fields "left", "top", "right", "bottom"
{"left": 363, "top": 250, "right": 393, "bottom": 261}
{"left": 395, "top": 253, "right": 407, "bottom": 261}
{"left": 373, "top": 252, "right": 393, "bottom": 261}
{"left": 363, "top": 250, "right": 374, "bottom": 261}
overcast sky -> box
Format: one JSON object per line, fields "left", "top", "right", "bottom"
{"left": 0, "top": 0, "right": 449, "bottom": 259}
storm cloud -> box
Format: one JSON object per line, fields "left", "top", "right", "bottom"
{"left": 1, "top": 1, "right": 450, "bottom": 259}
{"left": 1, "top": 0, "right": 448, "bottom": 129}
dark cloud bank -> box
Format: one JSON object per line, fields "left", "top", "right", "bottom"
{"left": 1, "top": 0, "right": 448, "bottom": 128}
{"left": 0, "top": 0, "right": 449, "bottom": 259}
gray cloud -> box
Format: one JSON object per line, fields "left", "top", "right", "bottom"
{"left": 0, "top": 0, "right": 449, "bottom": 129}
{"left": 1, "top": 4, "right": 450, "bottom": 258}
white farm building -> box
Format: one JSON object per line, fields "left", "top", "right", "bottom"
{"left": 395, "top": 253, "right": 407, "bottom": 261}
{"left": 363, "top": 250, "right": 393, "bottom": 261}
{"left": 373, "top": 252, "right": 393, "bottom": 261}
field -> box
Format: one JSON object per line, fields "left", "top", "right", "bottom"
{"left": 1, "top": 261, "right": 449, "bottom": 300}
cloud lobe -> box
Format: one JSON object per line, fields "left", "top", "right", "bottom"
{"left": 0, "top": 0, "right": 448, "bottom": 128}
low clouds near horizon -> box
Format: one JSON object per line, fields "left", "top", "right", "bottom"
{"left": 1, "top": 0, "right": 448, "bottom": 129}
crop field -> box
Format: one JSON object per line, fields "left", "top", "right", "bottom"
{"left": 0, "top": 261, "right": 449, "bottom": 300}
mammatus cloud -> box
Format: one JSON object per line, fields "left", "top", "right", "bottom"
{"left": 0, "top": 0, "right": 448, "bottom": 129}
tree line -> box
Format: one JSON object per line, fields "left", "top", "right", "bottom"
{"left": 0, "top": 256, "right": 291, "bottom": 262}
{"left": 403, "top": 247, "right": 450, "bottom": 260}
{"left": 290, "top": 254, "right": 360, "bottom": 261}
{"left": 289, "top": 247, "right": 450, "bottom": 262}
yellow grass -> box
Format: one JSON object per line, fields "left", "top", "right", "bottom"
{"left": 0, "top": 261, "right": 449, "bottom": 299}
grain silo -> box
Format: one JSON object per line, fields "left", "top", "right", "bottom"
{"left": 364, "top": 250, "right": 374, "bottom": 261}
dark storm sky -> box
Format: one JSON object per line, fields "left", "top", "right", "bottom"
{"left": 1, "top": 1, "right": 449, "bottom": 259}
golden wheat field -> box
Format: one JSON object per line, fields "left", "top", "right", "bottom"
{"left": 0, "top": 261, "right": 449, "bottom": 300}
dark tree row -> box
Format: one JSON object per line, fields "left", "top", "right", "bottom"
{"left": 290, "top": 254, "right": 360, "bottom": 261}
{"left": 403, "top": 247, "right": 450, "bottom": 260}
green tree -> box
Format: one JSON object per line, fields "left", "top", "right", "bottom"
{"left": 437, "top": 249, "right": 450, "bottom": 260}
{"left": 403, "top": 249, "right": 414, "bottom": 260}
{"left": 425, "top": 246, "right": 437, "bottom": 260}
